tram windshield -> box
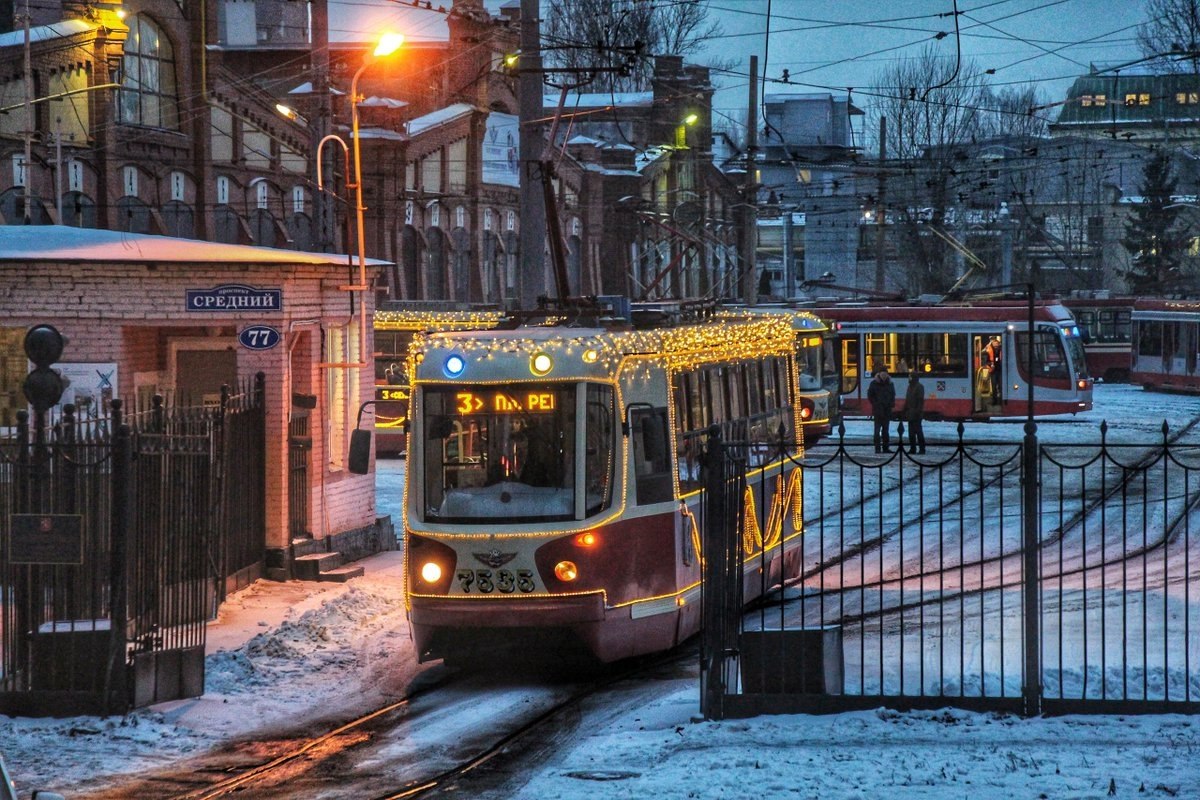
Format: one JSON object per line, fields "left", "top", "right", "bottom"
{"left": 796, "top": 334, "right": 823, "bottom": 390}
{"left": 1014, "top": 328, "right": 1074, "bottom": 380}
{"left": 420, "top": 383, "right": 614, "bottom": 523}
{"left": 1063, "top": 327, "right": 1090, "bottom": 378}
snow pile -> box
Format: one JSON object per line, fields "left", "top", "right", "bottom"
{"left": 206, "top": 582, "right": 406, "bottom": 694}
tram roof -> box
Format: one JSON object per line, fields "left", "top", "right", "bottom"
{"left": 811, "top": 301, "right": 1075, "bottom": 325}
{"left": 1131, "top": 298, "right": 1200, "bottom": 319}
{"left": 374, "top": 308, "right": 504, "bottom": 331}
{"left": 414, "top": 314, "right": 796, "bottom": 379}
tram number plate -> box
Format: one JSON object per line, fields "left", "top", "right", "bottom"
{"left": 455, "top": 568, "right": 536, "bottom": 594}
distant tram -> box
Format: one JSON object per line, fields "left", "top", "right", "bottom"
{"left": 1061, "top": 295, "right": 1134, "bottom": 383}
{"left": 744, "top": 307, "right": 840, "bottom": 441}
{"left": 1131, "top": 298, "right": 1200, "bottom": 393}
{"left": 402, "top": 306, "right": 805, "bottom": 663}
{"left": 373, "top": 307, "right": 503, "bottom": 455}
{"left": 814, "top": 300, "right": 1093, "bottom": 420}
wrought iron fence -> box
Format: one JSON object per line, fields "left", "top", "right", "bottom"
{"left": 701, "top": 420, "right": 1200, "bottom": 719}
{"left": 0, "top": 375, "right": 265, "bottom": 715}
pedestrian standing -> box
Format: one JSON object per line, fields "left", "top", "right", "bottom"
{"left": 867, "top": 368, "right": 896, "bottom": 453}
{"left": 905, "top": 372, "right": 926, "bottom": 454}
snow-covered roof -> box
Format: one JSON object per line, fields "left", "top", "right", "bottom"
{"left": 0, "top": 226, "right": 390, "bottom": 266}
{"left": 359, "top": 96, "right": 409, "bottom": 109}
{"left": 353, "top": 126, "right": 407, "bottom": 141}
{"left": 567, "top": 135, "right": 603, "bottom": 146}
{"left": 636, "top": 146, "right": 671, "bottom": 172}
{"left": 406, "top": 102, "right": 475, "bottom": 136}
{"left": 0, "top": 18, "right": 94, "bottom": 49}
{"left": 543, "top": 92, "right": 655, "bottom": 109}
{"left": 288, "top": 82, "right": 346, "bottom": 96}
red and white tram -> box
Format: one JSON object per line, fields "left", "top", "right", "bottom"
{"left": 815, "top": 300, "right": 1093, "bottom": 420}
{"left": 1131, "top": 298, "right": 1200, "bottom": 393}
{"left": 402, "top": 309, "right": 805, "bottom": 663}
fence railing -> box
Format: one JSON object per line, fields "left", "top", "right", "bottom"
{"left": 701, "top": 421, "right": 1200, "bottom": 719}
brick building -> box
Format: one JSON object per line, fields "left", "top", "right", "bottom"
{"left": 0, "top": 225, "right": 386, "bottom": 582}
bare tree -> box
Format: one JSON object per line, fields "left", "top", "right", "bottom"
{"left": 542, "top": 0, "right": 721, "bottom": 92}
{"left": 1137, "top": 0, "right": 1200, "bottom": 73}
{"left": 870, "top": 45, "right": 992, "bottom": 293}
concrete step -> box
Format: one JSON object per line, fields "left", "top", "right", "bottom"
{"left": 316, "top": 565, "right": 364, "bottom": 583}
{"left": 293, "top": 551, "right": 343, "bottom": 581}
{"left": 291, "top": 536, "right": 325, "bottom": 558}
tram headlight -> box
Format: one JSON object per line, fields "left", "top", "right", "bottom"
{"left": 800, "top": 406, "right": 812, "bottom": 420}
{"left": 531, "top": 352, "right": 554, "bottom": 376}
{"left": 582, "top": 348, "right": 599, "bottom": 364}
{"left": 575, "top": 532, "right": 597, "bottom": 547}
{"left": 1077, "top": 378, "right": 1089, "bottom": 390}
{"left": 554, "top": 560, "right": 578, "bottom": 582}
{"left": 443, "top": 353, "right": 466, "bottom": 378}
{"left": 420, "top": 562, "right": 443, "bottom": 584}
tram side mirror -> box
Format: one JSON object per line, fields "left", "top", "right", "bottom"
{"left": 348, "top": 429, "right": 372, "bottom": 475}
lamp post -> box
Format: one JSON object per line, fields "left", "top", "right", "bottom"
{"left": 316, "top": 32, "right": 403, "bottom": 370}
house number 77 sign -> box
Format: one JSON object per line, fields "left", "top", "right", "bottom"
{"left": 238, "top": 325, "right": 281, "bottom": 350}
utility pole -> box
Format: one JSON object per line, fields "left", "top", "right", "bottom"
{"left": 312, "top": 0, "right": 334, "bottom": 252}
{"left": 22, "top": 0, "right": 33, "bottom": 223}
{"left": 741, "top": 55, "right": 758, "bottom": 305}
{"left": 517, "top": 0, "right": 546, "bottom": 311}
{"left": 875, "top": 115, "right": 886, "bottom": 292}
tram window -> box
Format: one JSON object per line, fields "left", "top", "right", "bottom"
{"left": 632, "top": 407, "right": 673, "bottom": 505}
{"left": 1015, "top": 329, "right": 1069, "bottom": 380}
{"left": 841, "top": 337, "right": 859, "bottom": 394}
{"left": 1137, "top": 322, "right": 1163, "bottom": 356}
{"left": 585, "top": 385, "right": 615, "bottom": 515}
{"left": 747, "top": 361, "right": 763, "bottom": 416}
{"left": 726, "top": 365, "right": 745, "bottom": 421}
{"left": 706, "top": 368, "right": 727, "bottom": 425}
{"left": 796, "top": 339, "right": 821, "bottom": 390}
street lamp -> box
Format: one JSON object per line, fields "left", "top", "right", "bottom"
{"left": 317, "top": 32, "right": 403, "bottom": 369}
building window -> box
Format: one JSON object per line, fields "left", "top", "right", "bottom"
{"left": 1094, "top": 94, "right": 1106, "bottom": 106}
{"left": 171, "top": 171, "right": 186, "bottom": 202}
{"left": 118, "top": 15, "right": 180, "bottom": 129}
{"left": 256, "top": 181, "right": 269, "bottom": 210}
{"left": 1081, "top": 95, "right": 1093, "bottom": 107}
{"left": 1140, "top": 93, "right": 1151, "bottom": 105}
{"left": 212, "top": 107, "right": 234, "bottom": 162}
{"left": 217, "top": 176, "right": 230, "bottom": 205}
{"left": 292, "top": 186, "right": 305, "bottom": 214}
{"left": 123, "top": 166, "right": 139, "bottom": 197}
{"left": 1125, "top": 93, "right": 1138, "bottom": 107}
{"left": 1177, "top": 92, "right": 1200, "bottom": 105}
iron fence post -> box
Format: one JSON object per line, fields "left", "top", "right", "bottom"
{"left": 700, "top": 427, "right": 727, "bottom": 720}
{"left": 1022, "top": 283, "right": 1041, "bottom": 716}
{"left": 105, "top": 400, "right": 131, "bottom": 714}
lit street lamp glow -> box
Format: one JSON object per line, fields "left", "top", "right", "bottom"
{"left": 316, "top": 32, "right": 403, "bottom": 369}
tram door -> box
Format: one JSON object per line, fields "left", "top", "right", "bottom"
{"left": 972, "top": 333, "right": 1004, "bottom": 414}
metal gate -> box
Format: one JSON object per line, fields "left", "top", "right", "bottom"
{"left": 701, "top": 420, "right": 1200, "bottom": 719}
{"left": 0, "top": 376, "right": 266, "bottom": 715}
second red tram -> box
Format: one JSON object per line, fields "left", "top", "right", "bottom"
{"left": 1061, "top": 295, "right": 1134, "bottom": 383}
{"left": 1131, "top": 298, "right": 1200, "bottom": 393}
{"left": 815, "top": 300, "right": 1093, "bottom": 420}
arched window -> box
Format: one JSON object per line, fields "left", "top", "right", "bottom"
{"left": 116, "top": 196, "right": 152, "bottom": 233}
{"left": 118, "top": 15, "right": 180, "bottom": 129}
{"left": 162, "top": 200, "right": 194, "bottom": 238}
{"left": 0, "top": 188, "right": 51, "bottom": 225}
{"left": 61, "top": 192, "right": 97, "bottom": 228}
{"left": 214, "top": 205, "right": 242, "bottom": 244}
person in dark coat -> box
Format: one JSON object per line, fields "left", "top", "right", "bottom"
{"left": 905, "top": 372, "right": 926, "bottom": 454}
{"left": 867, "top": 368, "right": 896, "bottom": 453}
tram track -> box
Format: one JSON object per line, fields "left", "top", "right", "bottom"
{"left": 80, "top": 648, "right": 696, "bottom": 800}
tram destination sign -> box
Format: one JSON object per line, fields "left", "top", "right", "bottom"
{"left": 8, "top": 514, "right": 83, "bottom": 565}
{"left": 187, "top": 284, "right": 282, "bottom": 312}
{"left": 455, "top": 390, "right": 556, "bottom": 414}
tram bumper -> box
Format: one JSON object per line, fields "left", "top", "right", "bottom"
{"left": 409, "top": 591, "right": 607, "bottom": 628}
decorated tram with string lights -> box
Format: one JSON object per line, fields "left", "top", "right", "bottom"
{"left": 373, "top": 307, "right": 504, "bottom": 455}
{"left": 401, "top": 306, "right": 806, "bottom": 663}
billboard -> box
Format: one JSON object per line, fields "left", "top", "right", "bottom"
{"left": 482, "top": 112, "right": 519, "bottom": 187}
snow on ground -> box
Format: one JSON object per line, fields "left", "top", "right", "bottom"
{"left": 3, "top": 385, "right": 1200, "bottom": 797}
